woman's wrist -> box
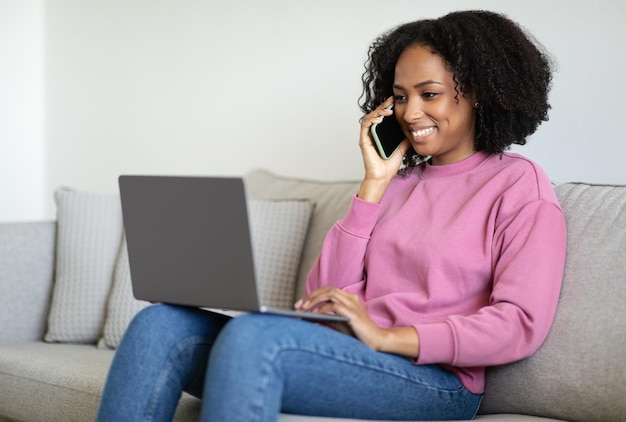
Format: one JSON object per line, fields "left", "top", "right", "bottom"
{"left": 357, "top": 177, "right": 393, "bottom": 204}
{"left": 375, "top": 326, "right": 420, "bottom": 359}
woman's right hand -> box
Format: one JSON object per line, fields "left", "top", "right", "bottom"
{"left": 357, "top": 96, "right": 410, "bottom": 203}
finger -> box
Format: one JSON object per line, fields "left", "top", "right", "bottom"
{"left": 313, "top": 302, "right": 337, "bottom": 316}
{"left": 374, "top": 96, "right": 394, "bottom": 116}
{"left": 295, "top": 287, "right": 337, "bottom": 310}
{"left": 304, "top": 289, "right": 357, "bottom": 316}
{"left": 314, "top": 290, "right": 359, "bottom": 317}
{"left": 360, "top": 97, "right": 395, "bottom": 128}
{"left": 360, "top": 115, "right": 384, "bottom": 132}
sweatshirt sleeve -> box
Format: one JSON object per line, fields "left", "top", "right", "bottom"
{"left": 306, "top": 195, "right": 381, "bottom": 295}
{"left": 416, "top": 199, "right": 567, "bottom": 367}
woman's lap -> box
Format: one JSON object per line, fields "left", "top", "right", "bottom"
{"left": 98, "top": 305, "right": 481, "bottom": 422}
{"left": 205, "top": 313, "right": 481, "bottom": 421}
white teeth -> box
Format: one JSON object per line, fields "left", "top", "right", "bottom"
{"left": 412, "top": 127, "right": 434, "bottom": 137}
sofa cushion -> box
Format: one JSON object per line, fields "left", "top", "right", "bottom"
{"left": 480, "top": 182, "right": 626, "bottom": 422}
{"left": 0, "top": 342, "right": 201, "bottom": 422}
{"left": 97, "top": 199, "right": 315, "bottom": 349}
{"left": 245, "top": 170, "right": 361, "bottom": 299}
{"left": 0, "top": 222, "right": 56, "bottom": 343}
{"left": 45, "top": 188, "right": 124, "bottom": 344}
{"left": 0, "top": 343, "right": 559, "bottom": 422}
{"left": 0, "top": 343, "right": 114, "bottom": 421}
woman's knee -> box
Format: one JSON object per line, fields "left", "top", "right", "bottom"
{"left": 126, "top": 304, "right": 180, "bottom": 334}
{"left": 213, "top": 314, "right": 279, "bottom": 352}
{"left": 216, "top": 313, "right": 269, "bottom": 343}
{"left": 213, "top": 313, "right": 324, "bottom": 359}
{"left": 123, "top": 304, "right": 227, "bottom": 349}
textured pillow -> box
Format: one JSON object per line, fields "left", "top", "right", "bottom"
{"left": 480, "top": 182, "right": 626, "bottom": 422}
{"left": 97, "top": 235, "right": 151, "bottom": 349}
{"left": 244, "top": 170, "right": 360, "bottom": 299}
{"left": 97, "top": 199, "right": 314, "bottom": 349}
{"left": 247, "top": 200, "right": 314, "bottom": 309}
{"left": 45, "top": 188, "right": 123, "bottom": 344}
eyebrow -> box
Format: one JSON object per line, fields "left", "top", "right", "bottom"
{"left": 393, "top": 80, "right": 443, "bottom": 90}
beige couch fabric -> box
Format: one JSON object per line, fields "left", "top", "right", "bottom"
{"left": 480, "top": 183, "right": 626, "bottom": 421}
{"left": 0, "top": 222, "right": 55, "bottom": 344}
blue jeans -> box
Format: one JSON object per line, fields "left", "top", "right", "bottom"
{"left": 96, "top": 304, "right": 481, "bottom": 421}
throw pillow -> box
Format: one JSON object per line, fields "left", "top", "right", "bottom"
{"left": 97, "top": 234, "right": 151, "bottom": 349}
{"left": 45, "top": 187, "right": 123, "bottom": 344}
{"left": 247, "top": 199, "right": 314, "bottom": 310}
{"left": 244, "top": 169, "right": 361, "bottom": 299}
{"left": 97, "top": 199, "right": 314, "bottom": 349}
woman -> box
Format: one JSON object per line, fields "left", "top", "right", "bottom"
{"left": 97, "top": 10, "right": 566, "bottom": 421}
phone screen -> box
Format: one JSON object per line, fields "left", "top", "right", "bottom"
{"left": 370, "top": 105, "right": 405, "bottom": 159}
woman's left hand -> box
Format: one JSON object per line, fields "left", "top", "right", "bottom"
{"left": 294, "top": 286, "right": 387, "bottom": 350}
{"left": 295, "top": 287, "right": 421, "bottom": 358}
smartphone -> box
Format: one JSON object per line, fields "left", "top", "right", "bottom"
{"left": 370, "top": 104, "right": 405, "bottom": 159}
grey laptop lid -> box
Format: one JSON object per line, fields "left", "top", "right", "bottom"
{"left": 119, "top": 175, "right": 347, "bottom": 322}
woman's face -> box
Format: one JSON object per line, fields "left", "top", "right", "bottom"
{"left": 393, "top": 44, "right": 477, "bottom": 166}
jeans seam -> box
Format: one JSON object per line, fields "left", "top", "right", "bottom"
{"left": 256, "top": 341, "right": 465, "bottom": 415}
{"left": 314, "top": 345, "right": 462, "bottom": 393}
{"left": 145, "top": 335, "right": 210, "bottom": 421}
{"left": 250, "top": 351, "right": 273, "bottom": 422}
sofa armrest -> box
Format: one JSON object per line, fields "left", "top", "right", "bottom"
{"left": 480, "top": 182, "right": 626, "bottom": 421}
{"left": 0, "top": 221, "right": 56, "bottom": 343}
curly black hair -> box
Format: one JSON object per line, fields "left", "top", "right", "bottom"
{"left": 359, "top": 10, "right": 554, "bottom": 164}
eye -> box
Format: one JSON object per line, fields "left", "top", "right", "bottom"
{"left": 393, "top": 94, "right": 407, "bottom": 103}
{"left": 422, "top": 92, "right": 439, "bottom": 99}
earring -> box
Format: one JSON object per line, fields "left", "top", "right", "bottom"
{"left": 473, "top": 101, "right": 479, "bottom": 108}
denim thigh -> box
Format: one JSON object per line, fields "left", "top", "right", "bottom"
{"left": 203, "top": 314, "right": 481, "bottom": 421}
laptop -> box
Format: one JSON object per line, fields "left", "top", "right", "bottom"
{"left": 118, "top": 175, "right": 347, "bottom": 323}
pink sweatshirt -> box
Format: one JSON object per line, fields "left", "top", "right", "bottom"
{"left": 306, "top": 151, "right": 567, "bottom": 394}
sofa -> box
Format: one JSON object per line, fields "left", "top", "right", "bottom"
{"left": 0, "top": 169, "right": 624, "bottom": 422}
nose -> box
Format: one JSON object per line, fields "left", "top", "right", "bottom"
{"left": 401, "top": 100, "right": 425, "bottom": 123}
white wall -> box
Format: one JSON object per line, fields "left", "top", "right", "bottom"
{"left": 4, "top": 0, "right": 626, "bottom": 220}
{"left": 0, "top": 0, "right": 44, "bottom": 221}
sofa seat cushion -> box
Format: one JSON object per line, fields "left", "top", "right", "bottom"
{"left": 0, "top": 342, "right": 566, "bottom": 422}
{"left": 0, "top": 343, "right": 113, "bottom": 421}
{"left": 0, "top": 343, "right": 201, "bottom": 422}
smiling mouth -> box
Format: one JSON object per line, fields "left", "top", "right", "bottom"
{"left": 411, "top": 127, "right": 435, "bottom": 138}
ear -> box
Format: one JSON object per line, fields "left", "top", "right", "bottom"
{"left": 466, "top": 90, "right": 479, "bottom": 108}
{"left": 460, "top": 88, "right": 479, "bottom": 108}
